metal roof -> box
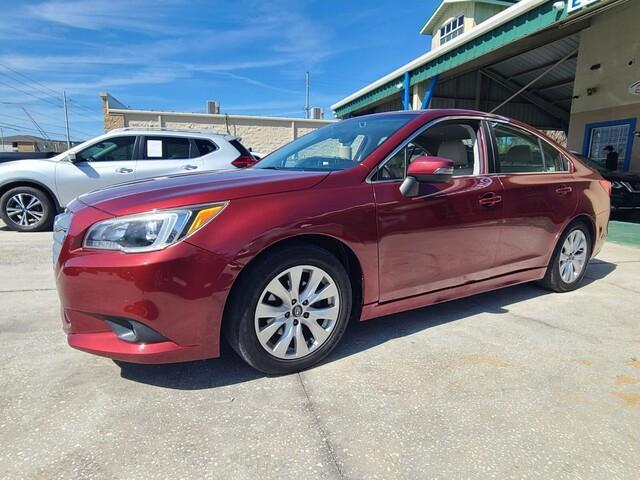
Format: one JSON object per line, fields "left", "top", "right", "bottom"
{"left": 332, "top": 0, "right": 619, "bottom": 118}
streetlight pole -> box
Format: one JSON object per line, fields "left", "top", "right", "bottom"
{"left": 63, "top": 90, "right": 71, "bottom": 150}
{"left": 305, "top": 71, "right": 310, "bottom": 119}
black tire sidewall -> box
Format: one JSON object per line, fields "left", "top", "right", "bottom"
{"left": 227, "top": 245, "right": 352, "bottom": 374}
{"left": 548, "top": 222, "right": 592, "bottom": 292}
{"left": 0, "top": 186, "right": 54, "bottom": 232}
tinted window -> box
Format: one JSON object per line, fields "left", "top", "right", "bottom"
{"left": 76, "top": 136, "right": 136, "bottom": 162}
{"left": 491, "top": 123, "right": 568, "bottom": 173}
{"left": 194, "top": 139, "right": 217, "bottom": 156}
{"left": 373, "top": 121, "right": 480, "bottom": 181}
{"left": 255, "top": 114, "right": 415, "bottom": 172}
{"left": 229, "top": 139, "right": 252, "bottom": 156}
{"left": 144, "top": 136, "right": 192, "bottom": 160}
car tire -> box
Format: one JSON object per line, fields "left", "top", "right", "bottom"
{"left": 539, "top": 221, "right": 592, "bottom": 293}
{"left": 225, "top": 244, "right": 352, "bottom": 374}
{"left": 0, "top": 186, "right": 55, "bottom": 232}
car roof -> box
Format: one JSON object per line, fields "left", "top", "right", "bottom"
{"left": 108, "top": 127, "right": 240, "bottom": 142}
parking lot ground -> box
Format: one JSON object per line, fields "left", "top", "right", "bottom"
{"left": 609, "top": 211, "right": 640, "bottom": 247}
{"left": 1, "top": 223, "right": 639, "bottom": 479}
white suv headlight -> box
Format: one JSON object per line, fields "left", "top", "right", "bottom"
{"left": 83, "top": 203, "right": 227, "bottom": 253}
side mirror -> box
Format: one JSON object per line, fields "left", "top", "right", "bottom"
{"left": 400, "top": 156, "right": 454, "bottom": 198}
{"left": 66, "top": 152, "right": 77, "bottom": 162}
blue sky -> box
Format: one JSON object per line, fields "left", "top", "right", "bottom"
{"left": 0, "top": 0, "right": 438, "bottom": 141}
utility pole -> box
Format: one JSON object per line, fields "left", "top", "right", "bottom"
{"left": 304, "top": 71, "right": 310, "bottom": 119}
{"left": 63, "top": 90, "right": 71, "bottom": 150}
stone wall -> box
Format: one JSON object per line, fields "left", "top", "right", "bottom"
{"left": 100, "top": 94, "right": 334, "bottom": 155}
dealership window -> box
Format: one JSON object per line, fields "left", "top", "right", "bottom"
{"left": 586, "top": 123, "right": 630, "bottom": 167}
{"left": 491, "top": 123, "right": 568, "bottom": 173}
{"left": 75, "top": 136, "right": 136, "bottom": 162}
{"left": 144, "top": 136, "right": 193, "bottom": 160}
{"left": 373, "top": 121, "right": 480, "bottom": 181}
{"left": 440, "top": 15, "right": 464, "bottom": 45}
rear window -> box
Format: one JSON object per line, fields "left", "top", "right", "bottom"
{"left": 230, "top": 139, "right": 252, "bottom": 156}
{"left": 194, "top": 139, "right": 218, "bottom": 156}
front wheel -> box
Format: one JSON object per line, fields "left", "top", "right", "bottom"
{"left": 0, "top": 186, "right": 55, "bottom": 232}
{"left": 539, "top": 222, "right": 591, "bottom": 292}
{"left": 225, "top": 244, "right": 352, "bottom": 374}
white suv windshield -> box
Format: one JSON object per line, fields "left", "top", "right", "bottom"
{"left": 255, "top": 114, "right": 415, "bottom": 171}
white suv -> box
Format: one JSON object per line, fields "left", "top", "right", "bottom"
{"left": 0, "top": 128, "right": 257, "bottom": 232}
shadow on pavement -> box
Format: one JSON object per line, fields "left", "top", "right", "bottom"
{"left": 118, "top": 260, "right": 616, "bottom": 390}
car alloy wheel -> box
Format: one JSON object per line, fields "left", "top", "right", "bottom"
{"left": 6, "top": 193, "right": 44, "bottom": 227}
{"left": 558, "top": 229, "right": 587, "bottom": 284}
{"left": 254, "top": 265, "right": 340, "bottom": 360}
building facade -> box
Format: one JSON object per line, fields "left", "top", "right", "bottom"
{"left": 100, "top": 93, "right": 333, "bottom": 155}
{"left": 332, "top": 0, "right": 639, "bottom": 172}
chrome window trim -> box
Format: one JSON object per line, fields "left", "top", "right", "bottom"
{"left": 366, "top": 115, "right": 490, "bottom": 184}
{"left": 486, "top": 118, "right": 573, "bottom": 175}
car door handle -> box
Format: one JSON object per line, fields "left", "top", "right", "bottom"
{"left": 115, "top": 167, "right": 133, "bottom": 174}
{"left": 183, "top": 164, "right": 198, "bottom": 170}
{"left": 479, "top": 193, "right": 502, "bottom": 207}
{"left": 555, "top": 185, "right": 572, "bottom": 195}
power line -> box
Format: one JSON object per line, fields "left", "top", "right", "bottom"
{"left": 0, "top": 77, "right": 63, "bottom": 108}
{"left": 0, "top": 62, "right": 63, "bottom": 98}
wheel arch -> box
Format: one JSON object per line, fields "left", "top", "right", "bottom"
{"left": 0, "top": 179, "right": 62, "bottom": 212}
{"left": 566, "top": 214, "right": 596, "bottom": 253}
{"left": 221, "top": 233, "right": 365, "bottom": 336}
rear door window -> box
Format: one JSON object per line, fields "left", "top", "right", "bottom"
{"left": 490, "top": 123, "right": 569, "bottom": 173}
{"left": 143, "top": 136, "right": 193, "bottom": 160}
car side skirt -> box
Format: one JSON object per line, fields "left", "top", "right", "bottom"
{"left": 360, "top": 267, "right": 547, "bottom": 321}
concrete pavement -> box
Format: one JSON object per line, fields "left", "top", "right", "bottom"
{"left": 1, "top": 223, "right": 639, "bottom": 479}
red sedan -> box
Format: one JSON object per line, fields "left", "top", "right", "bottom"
{"left": 54, "top": 110, "right": 610, "bottom": 374}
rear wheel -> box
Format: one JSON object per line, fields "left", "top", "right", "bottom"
{"left": 225, "top": 244, "right": 352, "bottom": 374}
{"left": 539, "top": 222, "right": 591, "bottom": 292}
{"left": 0, "top": 186, "right": 55, "bottom": 232}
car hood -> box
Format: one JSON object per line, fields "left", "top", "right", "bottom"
{"left": 76, "top": 168, "right": 331, "bottom": 215}
{"left": 0, "top": 158, "right": 56, "bottom": 170}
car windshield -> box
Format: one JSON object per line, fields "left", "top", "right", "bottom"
{"left": 254, "top": 114, "right": 415, "bottom": 171}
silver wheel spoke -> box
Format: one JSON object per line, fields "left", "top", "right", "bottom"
{"left": 271, "top": 324, "right": 294, "bottom": 357}
{"left": 255, "top": 303, "right": 289, "bottom": 319}
{"left": 301, "top": 317, "right": 330, "bottom": 344}
{"left": 257, "top": 318, "right": 286, "bottom": 343}
{"left": 288, "top": 266, "right": 304, "bottom": 301}
{"left": 301, "top": 269, "right": 324, "bottom": 302}
{"left": 307, "top": 283, "right": 339, "bottom": 306}
{"left": 264, "top": 276, "right": 293, "bottom": 307}
{"left": 255, "top": 264, "right": 340, "bottom": 360}
{"left": 26, "top": 196, "right": 41, "bottom": 209}
{"left": 15, "top": 194, "right": 26, "bottom": 209}
{"left": 294, "top": 325, "right": 310, "bottom": 356}
{"left": 307, "top": 304, "right": 339, "bottom": 322}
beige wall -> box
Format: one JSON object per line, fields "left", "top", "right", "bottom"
{"left": 104, "top": 109, "right": 332, "bottom": 154}
{"left": 568, "top": 1, "right": 640, "bottom": 171}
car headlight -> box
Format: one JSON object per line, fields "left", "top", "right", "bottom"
{"left": 83, "top": 203, "right": 227, "bottom": 253}
{"left": 611, "top": 180, "right": 624, "bottom": 189}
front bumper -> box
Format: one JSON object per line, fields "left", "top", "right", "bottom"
{"left": 55, "top": 207, "right": 232, "bottom": 364}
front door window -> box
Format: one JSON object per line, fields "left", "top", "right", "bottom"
{"left": 75, "top": 136, "right": 136, "bottom": 162}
